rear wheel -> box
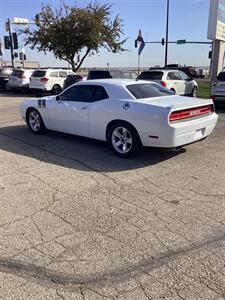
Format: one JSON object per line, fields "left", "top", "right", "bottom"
{"left": 191, "top": 87, "right": 198, "bottom": 97}
{"left": 52, "top": 84, "right": 61, "bottom": 95}
{"left": 170, "top": 88, "right": 176, "bottom": 94}
{"left": 108, "top": 122, "right": 141, "bottom": 158}
{"left": 27, "top": 108, "right": 45, "bottom": 134}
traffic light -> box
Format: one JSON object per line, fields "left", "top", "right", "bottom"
{"left": 14, "top": 52, "right": 18, "bottom": 58}
{"left": 12, "top": 32, "right": 18, "bottom": 49}
{"left": 19, "top": 52, "right": 26, "bottom": 60}
{"left": 135, "top": 39, "right": 138, "bottom": 48}
{"left": 161, "top": 38, "right": 165, "bottom": 46}
{"left": 4, "top": 36, "right": 11, "bottom": 49}
{"left": 208, "top": 50, "right": 212, "bottom": 59}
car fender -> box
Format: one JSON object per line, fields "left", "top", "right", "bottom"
{"left": 88, "top": 99, "right": 167, "bottom": 143}
{"left": 20, "top": 98, "right": 50, "bottom": 127}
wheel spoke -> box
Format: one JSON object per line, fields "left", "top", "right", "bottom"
{"left": 122, "top": 143, "right": 127, "bottom": 152}
{"left": 126, "top": 138, "right": 132, "bottom": 144}
{"left": 113, "top": 128, "right": 123, "bottom": 139}
{"left": 115, "top": 140, "right": 122, "bottom": 147}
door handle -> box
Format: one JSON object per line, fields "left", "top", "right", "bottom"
{"left": 81, "top": 106, "right": 88, "bottom": 110}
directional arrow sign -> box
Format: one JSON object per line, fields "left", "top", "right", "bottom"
{"left": 177, "top": 39, "right": 186, "bottom": 45}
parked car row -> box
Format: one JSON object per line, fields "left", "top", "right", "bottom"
{"left": 4, "top": 67, "right": 225, "bottom": 103}
{"left": 0, "top": 67, "right": 138, "bottom": 95}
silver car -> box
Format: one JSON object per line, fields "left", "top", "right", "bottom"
{"left": 8, "top": 69, "right": 34, "bottom": 92}
{"left": 211, "top": 71, "right": 225, "bottom": 104}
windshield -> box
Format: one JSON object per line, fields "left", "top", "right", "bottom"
{"left": 137, "top": 71, "right": 163, "bottom": 80}
{"left": 126, "top": 83, "right": 174, "bottom": 99}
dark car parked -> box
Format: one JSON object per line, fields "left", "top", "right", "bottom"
{"left": 87, "top": 69, "right": 137, "bottom": 80}
{"left": 63, "top": 74, "right": 84, "bottom": 90}
{"left": 0, "top": 68, "right": 13, "bottom": 91}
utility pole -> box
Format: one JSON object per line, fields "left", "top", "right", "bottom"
{"left": 165, "top": 0, "right": 170, "bottom": 67}
{"left": 7, "top": 18, "right": 14, "bottom": 68}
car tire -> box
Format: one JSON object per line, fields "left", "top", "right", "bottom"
{"left": 108, "top": 122, "right": 141, "bottom": 158}
{"left": 170, "top": 88, "right": 176, "bottom": 94}
{"left": 191, "top": 87, "right": 198, "bottom": 97}
{"left": 52, "top": 84, "right": 61, "bottom": 95}
{"left": 27, "top": 108, "right": 45, "bottom": 134}
{"left": 3, "top": 82, "right": 9, "bottom": 92}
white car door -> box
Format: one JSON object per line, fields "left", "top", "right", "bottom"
{"left": 172, "top": 71, "right": 185, "bottom": 95}
{"left": 179, "top": 71, "right": 193, "bottom": 95}
{"left": 166, "top": 71, "right": 182, "bottom": 94}
{"left": 47, "top": 85, "right": 94, "bottom": 137}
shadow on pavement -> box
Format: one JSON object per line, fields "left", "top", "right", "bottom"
{"left": 0, "top": 125, "right": 184, "bottom": 173}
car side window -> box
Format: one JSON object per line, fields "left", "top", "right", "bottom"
{"left": 167, "top": 72, "right": 181, "bottom": 80}
{"left": 167, "top": 72, "right": 173, "bottom": 80}
{"left": 59, "top": 71, "right": 67, "bottom": 78}
{"left": 179, "top": 71, "right": 189, "bottom": 80}
{"left": 50, "top": 72, "right": 59, "bottom": 77}
{"left": 59, "top": 85, "right": 109, "bottom": 102}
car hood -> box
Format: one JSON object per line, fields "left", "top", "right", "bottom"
{"left": 136, "top": 95, "right": 213, "bottom": 110}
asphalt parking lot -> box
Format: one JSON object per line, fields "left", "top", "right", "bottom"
{"left": 0, "top": 92, "right": 225, "bottom": 300}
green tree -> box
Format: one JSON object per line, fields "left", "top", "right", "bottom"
{"left": 25, "top": 2, "right": 127, "bottom": 72}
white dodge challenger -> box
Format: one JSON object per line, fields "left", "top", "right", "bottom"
{"left": 20, "top": 79, "right": 218, "bottom": 157}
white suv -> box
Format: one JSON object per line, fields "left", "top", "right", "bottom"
{"left": 29, "top": 69, "right": 75, "bottom": 95}
{"left": 137, "top": 69, "right": 198, "bottom": 97}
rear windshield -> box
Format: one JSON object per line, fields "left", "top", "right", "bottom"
{"left": 126, "top": 83, "right": 174, "bottom": 99}
{"left": 137, "top": 71, "right": 163, "bottom": 80}
{"left": 0, "top": 69, "right": 12, "bottom": 76}
{"left": 11, "top": 69, "right": 24, "bottom": 77}
{"left": 217, "top": 72, "right": 225, "bottom": 81}
{"left": 32, "top": 70, "right": 46, "bottom": 77}
{"left": 88, "top": 71, "right": 112, "bottom": 80}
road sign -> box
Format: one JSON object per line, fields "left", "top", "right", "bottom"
{"left": 12, "top": 17, "right": 29, "bottom": 24}
{"left": 177, "top": 39, "right": 186, "bottom": 45}
{"left": 208, "top": 0, "right": 225, "bottom": 42}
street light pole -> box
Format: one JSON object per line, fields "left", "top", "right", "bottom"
{"left": 164, "top": 0, "right": 169, "bottom": 67}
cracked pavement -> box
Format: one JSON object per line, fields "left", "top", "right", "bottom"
{"left": 0, "top": 93, "right": 225, "bottom": 299}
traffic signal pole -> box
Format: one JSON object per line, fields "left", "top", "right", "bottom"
{"left": 7, "top": 18, "right": 14, "bottom": 68}
{"left": 164, "top": 0, "right": 169, "bottom": 67}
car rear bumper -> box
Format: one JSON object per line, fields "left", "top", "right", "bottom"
{"left": 8, "top": 84, "right": 29, "bottom": 90}
{"left": 140, "top": 113, "right": 218, "bottom": 148}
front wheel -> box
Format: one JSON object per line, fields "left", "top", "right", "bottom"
{"left": 27, "top": 109, "right": 45, "bottom": 134}
{"left": 108, "top": 122, "right": 141, "bottom": 158}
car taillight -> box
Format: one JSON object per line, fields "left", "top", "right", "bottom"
{"left": 169, "top": 105, "right": 213, "bottom": 122}
{"left": 40, "top": 77, "right": 49, "bottom": 82}
{"left": 160, "top": 81, "right": 167, "bottom": 88}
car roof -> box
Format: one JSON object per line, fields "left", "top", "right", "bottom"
{"left": 142, "top": 69, "right": 180, "bottom": 73}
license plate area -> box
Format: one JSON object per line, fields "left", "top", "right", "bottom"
{"left": 193, "top": 128, "right": 205, "bottom": 140}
